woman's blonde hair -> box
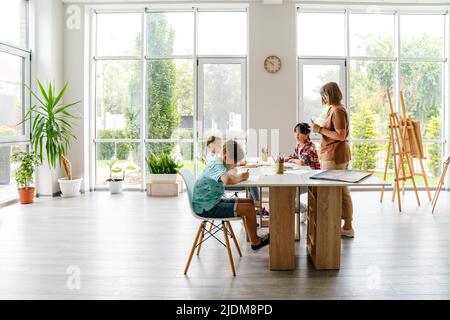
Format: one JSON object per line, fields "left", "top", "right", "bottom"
{"left": 320, "top": 82, "right": 343, "bottom": 106}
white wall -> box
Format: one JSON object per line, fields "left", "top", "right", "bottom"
{"left": 32, "top": 0, "right": 65, "bottom": 196}
{"left": 248, "top": 1, "right": 297, "bottom": 156}
{"left": 63, "top": 3, "right": 90, "bottom": 192}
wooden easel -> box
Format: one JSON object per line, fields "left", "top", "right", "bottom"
{"left": 380, "top": 91, "right": 421, "bottom": 212}
{"left": 431, "top": 155, "right": 450, "bottom": 214}
{"left": 398, "top": 92, "right": 432, "bottom": 202}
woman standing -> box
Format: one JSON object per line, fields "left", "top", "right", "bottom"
{"left": 311, "top": 82, "right": 354, "bottom": 237}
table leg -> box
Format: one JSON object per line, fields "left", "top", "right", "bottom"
{"left": 307, "top": 186, "right": 342, "bottom": 270}
{"left": 269, "top": 186, "right": 296, "bottom": 270}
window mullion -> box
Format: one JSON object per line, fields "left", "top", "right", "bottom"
{"left": 193, "top": 7, "right": 199, "bottom": 176}
{"left": 141, "top": 11, "right": 147, "bottom": 191}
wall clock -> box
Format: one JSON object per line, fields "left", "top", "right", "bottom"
{"left": 264, "top": 55, "right": 282, "bottom": 73}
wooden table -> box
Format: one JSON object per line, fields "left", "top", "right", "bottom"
{"left": 237, "top": 166, "right": 388, "bottom": 270}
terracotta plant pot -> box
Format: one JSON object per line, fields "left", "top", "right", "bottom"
{"left": 17, "top": 187, "right": 35, "bottom": 204}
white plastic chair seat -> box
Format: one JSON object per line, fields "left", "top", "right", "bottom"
{"left": 191, "top": 213, "right": 242, "bottom": 222}
{"left": 179, "top": 168, "right": 244, "bottom": 223}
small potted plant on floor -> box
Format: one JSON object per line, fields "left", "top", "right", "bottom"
{"left": 106, "top": 160, "right": 136, "bottom": 194}
{"left": 146, "top": 152, "right": 183, "bottom": 196}
{"left": 10, "top": 151, "right": 41, "bottom": 204}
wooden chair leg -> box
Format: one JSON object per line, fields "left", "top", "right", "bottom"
{"left": 241, "top": 217, "right": 250, "bottom": 242}
{"left": 196, "top": 223, "right": 206, "bottom": 256}
{"left": 226, "top": 221, "right": 242, "bottom": 257}
{"left": 184, "top": 222, "right": 205, "bottom": 275}
{"left": 222, "top": 222, "right": 236, "bottom": 276}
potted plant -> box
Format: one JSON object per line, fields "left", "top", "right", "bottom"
{"left": 105, "top": 160, "right": 136, "bottom": 194}
{"left": 146, "top": 152, "right": 183, "bottom": 183}
{"left": 146, "top": 152, "right": 183, "bottom": 196}
{"left": 22, "top": 81, "right": 81, "bottom": 196}
{"left": 10, "top": 151, "right": 41, "bottom": 204}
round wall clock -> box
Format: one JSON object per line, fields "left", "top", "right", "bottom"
{"left": 264, "top": 55, "right": 282, "bottom": 73}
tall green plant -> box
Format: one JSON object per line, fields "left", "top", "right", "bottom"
{"left": 10, "top": 152, "right": 41, "bottom": 188}
{"left": 146, "top": 152, "right": 183, "bottom": 174}
{"left": 22, "top": 81, "right": 80, "bottom": 168}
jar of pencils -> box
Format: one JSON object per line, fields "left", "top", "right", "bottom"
{"left": 261, "top": 147, "right": 269, "bottom": 162}
{"left": 275, "top": 155, "right": 284, "bottom": 174}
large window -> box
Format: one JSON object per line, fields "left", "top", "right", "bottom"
{"left": 0, "top": 0, "right": 30, "bottom": 203}
{"left": 93, "top": 9, "right": 247, "bottom": 189}
{"left": 298, "top": 8, "right": 447, "bottom": 185}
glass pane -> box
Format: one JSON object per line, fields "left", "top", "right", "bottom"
{"left": 423, "top": 142, "right": 443, "bottom": 183}
{"left": 0, "top": 0, "right": 27, "bottom": 47}
{"left": 351, "top": 141, "right": 384, "bottom": 171}
{"left": 147, "top": 59, "right": 193, "bottom": 139}
{"left": 96, "top": 60, "right": 141, "bottom": 139}
{"left": 0, "top": 144, "right": 27, "bottom": 203}
{"left": 0, "top": 52, "right": 24, "bottom": 138}
{"left": 297, "top": 12, "right": 345, "bottom": 56}
{"left": 301, "top": 64, "right": 341, "bottom": 126}
{"left": 96, "top": 13, "right": 142, "bottom": 56}
{"left": 201, "top": 63, "right": 244, "bottom": 138}
{"left": 147, "top": 12, "right": 194, "bottom": 56}
{"left": 400, "top": 15, "right": 445, "bottom": 58}
{"left": 349, "top": 14, "right": 394, "bottom": 57}
{"left": 146, "top": 142, "right": 193, "bottom": 173}
{"left": 350, "top": 61, "right": 395, "bottom": 140}
{"left": 198, "top": 12, "right": 247, "bottom": 55}
{"left": 400, "top": 62, "right": 443, "bottom": 138}
{"left": 96, "top": 142, "right": 141, "bottom": 187}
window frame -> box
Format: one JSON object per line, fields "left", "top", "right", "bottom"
{"left": 0, "top": 0, "right": 31, "bottom": 204}
{"left": 91, "top": 7, "right": 248, "bottom": 190}
{"left": 297, "top": 6, "right": 448, "bottom": 183}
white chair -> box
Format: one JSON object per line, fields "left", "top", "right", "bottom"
{"left": 179, "top": 168, "right": 247, "bottom": 276}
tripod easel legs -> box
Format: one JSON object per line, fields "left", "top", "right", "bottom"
{"left": 431, "top": 158, "right": 450, "bottom": 214}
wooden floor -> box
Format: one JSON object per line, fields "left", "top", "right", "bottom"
{"left": 1, "top": 189, "right": 450, "bottom": 300}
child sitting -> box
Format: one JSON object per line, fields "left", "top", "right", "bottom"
{"left": 192, "top": 139, "right": 269, "bottom": 250}
{"left": 205, "top": 136, "right": 264, "bottom": 216}
{"left": 286, "top": 123, "right": 320, "bottom": 223}
{"left": 287, "top": 123, "right": 321, "bottom": 169}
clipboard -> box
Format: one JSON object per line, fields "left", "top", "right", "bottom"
{"left": 310, "top": 170, "right": 373, "bottom": 183}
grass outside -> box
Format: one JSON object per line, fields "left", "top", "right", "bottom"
{"left": 371, "top": 171, "right": 439, "bottom": 186}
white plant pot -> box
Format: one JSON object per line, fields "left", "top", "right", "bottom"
{"left": 109, "top": 180, "right": 124, "bottom": 194}
{"left": 149, "top": 173, "right": 178, "bottom": 184}
{"left": 58, "top": 177, "right": 82, "bottom": 197}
